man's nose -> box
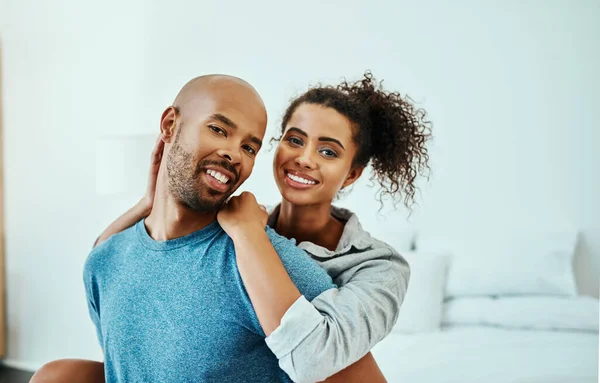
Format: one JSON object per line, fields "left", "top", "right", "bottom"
{"left": 217, "top": 147, "right": 241, "bottom": 165}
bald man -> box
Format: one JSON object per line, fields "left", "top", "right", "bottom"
{"left": 31, "top": 76, "right": 388, "bottom": 383}
{"left": 80, "top": 75, "right": 335, "bottom": 382}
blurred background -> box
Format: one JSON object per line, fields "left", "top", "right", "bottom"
{"left": 0, "top": 0, "right": 598, "bottom": 381}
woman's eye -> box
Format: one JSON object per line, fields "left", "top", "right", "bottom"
{"left": 243, "top": 145, "right": 257, "bottom": 155}
{"left": 287, "top": 136, "right": 303, "bottom": 146}
{"left": 209, "top": 125, "right": 226, "bottom": 136}
{"left": 320, "top": 148, "right": 338, "bottom": 158}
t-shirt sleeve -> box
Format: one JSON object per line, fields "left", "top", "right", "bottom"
{"left": 83, "top": 251, "right": 104, "bottom": 348}
{"left": 265, "top": 227, "right": 335, "bottom": 300}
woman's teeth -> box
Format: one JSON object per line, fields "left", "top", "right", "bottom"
{"left": 207, "top": 169, "right": 230, "bottom": 184}
{"left": 287, "top": 173, "right": 316, "bottom": 185}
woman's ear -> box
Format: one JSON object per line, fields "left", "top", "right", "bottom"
{"left": 342, "top": 166, "right": 364, "bottom": 189}
{"left": 160, "top": 106, "right": 179, "bottom": 143}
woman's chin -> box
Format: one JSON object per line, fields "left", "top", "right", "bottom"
{"left": 279, "top": 190, "right": 315, "bottom": 206}
{"left": 280, "top": 190, "right": 335, "bottom": 208}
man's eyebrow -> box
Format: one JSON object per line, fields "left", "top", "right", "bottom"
{"left": 210, "top": 113, "right": 238, "bottom": 130}
{"left": 250, "top": 136, "right": 263, "bottom": 147}
{"left": 287, "top": 127, "right": 345, "bottom": 150}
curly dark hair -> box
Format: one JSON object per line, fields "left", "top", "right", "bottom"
{"left": 278, "top": 71, "right": 432, "bottom": 209}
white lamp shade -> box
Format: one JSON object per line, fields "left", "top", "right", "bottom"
{"left": 96, "top": 134, "right": 158, "bottom": 195}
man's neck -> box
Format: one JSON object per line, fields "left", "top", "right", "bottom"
{"left": 144, "top": 193, "right": 217, "bottom": 241}
{"left": 275, "top": 200, "right": 344, "bottom": 251}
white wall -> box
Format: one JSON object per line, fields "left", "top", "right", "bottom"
{"left": 1, "top": 0, "right": 598, "bottom": 370}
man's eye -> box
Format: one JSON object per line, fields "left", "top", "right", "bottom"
{"left": 209, "top": 125, "right": 226, "bottom": 136}
{"left": 287, "top": 136, "right": 303, "bottom": 146}
{"left": 243, "top": 145, "right": 257, "bottom": 155}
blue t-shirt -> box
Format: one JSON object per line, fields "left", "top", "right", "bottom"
{"left": 83, "top": 219, "right": 335, "bottom": 383}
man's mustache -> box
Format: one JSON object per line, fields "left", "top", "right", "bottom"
{"left": 194, "top": 159, "right": 240, "bottom": 185}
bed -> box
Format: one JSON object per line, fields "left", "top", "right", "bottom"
{"left": 373, "top": 325, "right": 598, "bottom": 383}
{"left": 374, "top": 229, "right": 599, "bottom": 382}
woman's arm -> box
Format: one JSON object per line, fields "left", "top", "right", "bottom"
{"left": 323, "top": 352, "right": 387, "bottom": 383}
{"left": 218, "top": 192, "right": 301, "bottom": 335}
{"left": 218, "top": 193, "right": 408, "bottom": 382}
{"left": 267, "top": 251, "right": 407, "bottom": 382}
{"left": 94, "top": 199, "right": 152, "bottom": 247}
{"left": 94, "top": 135, "right": 164, "bottom": 247}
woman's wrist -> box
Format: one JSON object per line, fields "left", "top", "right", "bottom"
{"left": 137, "top": 197, "right": 153, "bottom": 217}
{"left": 230, "top": 222, "right": 268, "bottom": 246}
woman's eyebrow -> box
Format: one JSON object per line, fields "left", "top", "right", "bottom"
{"left": 318, "top": 136, "right": 345, "bottom": 150}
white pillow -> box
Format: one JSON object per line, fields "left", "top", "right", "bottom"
{"left": 393, "top": 251, "right": 450, "bottom": 333}
{"left": 417, "top": 231, "right": 578, "bottom": 298}
{"left": 442, "top": 296, "right": 599, "bottom": 332}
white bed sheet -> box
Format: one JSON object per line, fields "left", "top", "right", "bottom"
{"left": 372, "top": 326, "right": 598, "bottom": 383}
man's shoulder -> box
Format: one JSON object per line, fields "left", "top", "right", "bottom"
{"left": 92, "top": 224, "right": 138, "bottom": 254}
{"left": 264, "top": 226, "right": 335, "bottom": 300}
{"left": 264, "top": 225, "right": 312, "bottom": 262}
{"left": 85, "top": 225, "right": 138, "bottom": 277}
{"left": 264, "top": 225, "right": 296, "bottom": 247}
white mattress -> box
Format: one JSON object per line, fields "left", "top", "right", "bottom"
{"left": 372, "top": 326, "right": 599, "bottom": 383}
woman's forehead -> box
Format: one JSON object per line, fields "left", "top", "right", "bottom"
{"left": 286, "top": 104, "right": 353, "bottom": 138}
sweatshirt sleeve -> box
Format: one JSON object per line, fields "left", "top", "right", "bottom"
{"left": 265, "top": 247, "right": 410, "bottom": 383}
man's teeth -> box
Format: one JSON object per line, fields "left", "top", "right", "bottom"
{"left": 207, "top": 170, "right": 230, "bottom": 184}
{"left": 287, "top": 173, "right": 316, "bottom": 185}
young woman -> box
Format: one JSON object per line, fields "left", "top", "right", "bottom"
{"left": 214, "top": 72, "right": 431, "bottom": 382}
{"left": 32, "top": 71, "right": 431, "bottom": 383}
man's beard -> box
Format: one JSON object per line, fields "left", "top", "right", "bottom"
{"left": 166, "top": 126, "right": 238, "bottom": 212}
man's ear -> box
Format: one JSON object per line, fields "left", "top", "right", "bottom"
{"left": 160, "top": 106, "right": 179, "bottom": 143}
{"left": 342, "top": 166, "right": 364, "bottom": 189}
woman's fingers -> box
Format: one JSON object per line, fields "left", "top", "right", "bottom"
{"left": 151, "top": 135, "right": 165, "bottom": 164}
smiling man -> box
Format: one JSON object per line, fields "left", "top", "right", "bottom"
{"left": 81, "top": 75, "right": 335, "bottom": 382}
